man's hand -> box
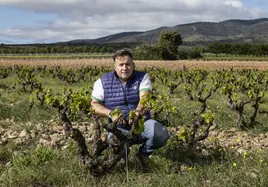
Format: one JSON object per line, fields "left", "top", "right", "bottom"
{"left": 109, "top": 108, "right": 127, "bottom": 126}
{"left": 128, "top": 110, "right": 142, "bottom": 126}
{"left": 128, "top": 110, "right": 145, "bottom": 135}
{"left": 110, "top": 114, "right": 119, "bottom": 123}
{"left": 110, "top": 114, "right": 124, "bottom": 124}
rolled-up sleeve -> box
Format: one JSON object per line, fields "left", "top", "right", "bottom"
{"left": 91, "top": 78, "right": 104, "bottom": 103}
{"left": 139, "top": 73, "right": 152, "bottom": 92}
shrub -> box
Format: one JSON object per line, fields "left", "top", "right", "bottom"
{"left": 134, "top": 45, "right": 177, "bottom": 60}
{"left": 178, "top": 48, "right": 203, "bottom": 59}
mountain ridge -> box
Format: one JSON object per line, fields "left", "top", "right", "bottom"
{"left": 66, "top": 18, "right": 268, "bottom": 46}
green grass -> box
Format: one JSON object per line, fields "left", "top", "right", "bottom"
{"left": 0, "top": 142, "right": 267, "bottom": 186}
{"left": 0, "top": 66, "right": 268, "bottom": 186}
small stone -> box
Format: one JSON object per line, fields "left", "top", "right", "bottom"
{"left": 59, "top": 140, "right": 67, "bottom": 146}
{"left": 14, "top": 138, "right": 23, "bottom": 145}
{"left": 0, "top": 128, "right": 7, "bottom": 136}
{"left": 260, "top": 133, "right": 267, "bottom": 139}
{"left": 8, "top": 131, "right": 18, "bottom": 139}
{"left": 5, "top": 161, "right": 12, "bottom": 167}
{"left": 52, "top": 125, "right": 64, "bottom": 132}
{"left": 217, "top": 132, "right": 226, "bottom": 139}
{"left": 1, "top": 137, "right": 7, "bottom": 144}
{"left": 209, "top": 130, "right": 219, "bottom": 137}
{"left": 3, "top": 130, "right": 11, "bottom": 138}
{"left": 41, "top": 134, "right": 49, "bottom": 140}
{"left": 237, "top": 148, "right": 245, "bottom": 154}
{"left": 210, "top": 123, "right": 217, "bottom": 131}
{"left": 62, "top": 145, "right": 68, "bottom": 150}
{"left": 49, "top": 134, "right": 60, "bottom": 146}
{"left": 30, "top": 130, "right": 37, "bottom": 138}
{"left": 86, "top": 137, "right": 93, "bottom": 142}
{"left": 25, "top": 134, "right": 31, "bottom": 141}
{"left": 78, "top": 125, "right": 86, "bottom": 132}
{"left": 201, "top": 149, "right": 209, "bottom": 156}
{"left": 39, "top": 138, "right": 50, "bottom": 146}
{"left": 250, "top": 172, "right": 258, "bottom": 179}
{"left": 19, "top": 129, "right": 28, "bottom": 138}
{"left": 36, "top": 123, "right": 43, "bottom": 131}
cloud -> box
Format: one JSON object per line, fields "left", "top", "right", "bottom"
{"left": 0, "top": 0, "right": 249, "bottom": 18}
{"left": 0, "top": 0, "right": 265, "bottom": 43}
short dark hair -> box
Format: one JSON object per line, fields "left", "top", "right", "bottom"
{"left": 113, "top": 48, "right": 133, "bottom": 62}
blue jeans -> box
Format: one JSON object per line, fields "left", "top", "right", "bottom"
{"left": 108, "top": 119, "right": 169, "bottom": 155}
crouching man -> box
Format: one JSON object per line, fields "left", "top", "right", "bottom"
{"left": 91, "top": 48, "right": 169, "bottom": 172}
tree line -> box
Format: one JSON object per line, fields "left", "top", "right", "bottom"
{"left": 2, "top": 34, "right": 268, "bottom": 60}
{"left": 0, "top": 31, "right": 200, "bottom": 60}
{"left": 0, "top": 45, "right": 116, "bottom": 54}
{"left": 206, "top": 43, "right": 268, "bottom": 56}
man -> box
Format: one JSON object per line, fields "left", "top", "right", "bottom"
{"left": 91, "top": 48, "right": 169, "bottom": 172}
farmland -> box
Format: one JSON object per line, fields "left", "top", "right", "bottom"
{"left": 1, "top": 58, "right": 268, "bottom": 70}
{"left": 0, "top": 59, "right": 268, "bottom": 186}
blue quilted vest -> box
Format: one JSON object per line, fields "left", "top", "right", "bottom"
{"left": 101, "top": 70, "right": 150, "bottom": 129}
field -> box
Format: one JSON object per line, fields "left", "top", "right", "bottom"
{"left": 203, "top": 53, "right": 268, "bottom": 62}
{"left": 1, "top": 58, "right": 268, "bottom": 186}
{"left": 1, "top": 58, "right": 268, "bottom": 70}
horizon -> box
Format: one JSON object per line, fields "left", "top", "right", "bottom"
{"left": 0, "top": 0, "right": 267, "bottom": 44}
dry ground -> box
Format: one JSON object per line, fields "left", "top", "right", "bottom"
{"left": 1, "top": 58, "right": 268, "bottom": 70}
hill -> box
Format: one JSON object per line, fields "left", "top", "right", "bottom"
{"left": 67, "top": 18, "right": 268, "bottom": 46}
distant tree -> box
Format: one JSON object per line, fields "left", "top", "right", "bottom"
{"left": 63, "top": 46, "right": 70, "bottom": 53}
{"left": 260, "top": 45, "right": 268, "bottom": 56}
{"left": 29, "top": 47, "right": 38, "bottom": 54}
{"left": 107, "top": 46, "right": 115, "bottom": 53}
{"left": 91, "top": 46, "right": 100, "bottom": 53}
{"left": 11, "top": 47, "right": 19, "bottom": 54}
{"left": 100, "top": 46, "right": 106, "bottom": 53}
{"left": 39, "top": 47, "right": 47, "bottom": 54}
{"left": 23, "top": 48, "right": 32, "bottom": 54}
{"left": 207, "top": 43, "right": 223, "bottom": 56}
{"left": 45, "top": 46, "right": 52, "bottom": 53}
{"left": 83, "top": 45, "right": 91, "bottom": 53}
{"left": 158, "top": 31, "right": 182, "bottom": 57}
{"left": 134, "top": 45, "right": 174, "bottom": 60}
{"left": 178, "top": 48, "right": 202, "bottom": 59}
{"left": 75, "top": 46, "right": 84, "bottom": 53}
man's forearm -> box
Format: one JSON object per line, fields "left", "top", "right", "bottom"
{"left": 91, "top": 101, "right": 111, "bottom": 117}
{"left": 136, "top": 90, "right": 151, "bottom": 114}
{"left": 135, "top": 103, "right": 145, "bottom": 114}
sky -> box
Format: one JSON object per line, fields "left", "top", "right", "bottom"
{"left": 0, "top": 0, "right": 267, "bottom": 44}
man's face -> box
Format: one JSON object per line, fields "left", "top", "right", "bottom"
{"left": 114, "top": 55, "right": 134, "bottom": 82}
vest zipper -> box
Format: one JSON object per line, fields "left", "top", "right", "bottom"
{"left": 122, "top": 84, "right": 130, "bottom": 111}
